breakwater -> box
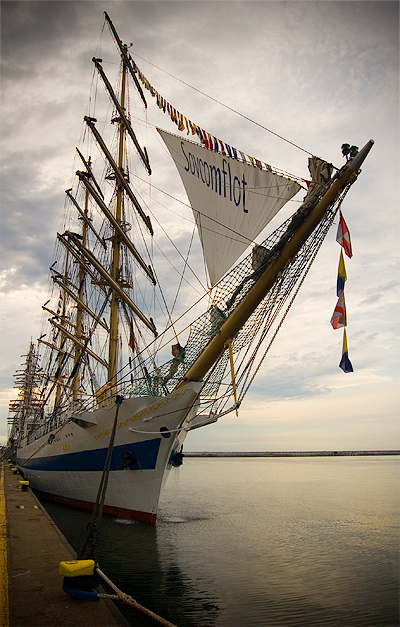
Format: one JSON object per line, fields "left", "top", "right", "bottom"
{"left": 185, "top": 450, "right": 399, "bottom": 457}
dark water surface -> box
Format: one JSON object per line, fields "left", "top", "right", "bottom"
{"left": 42, "top": 456, "right": 399, "bottom": 626}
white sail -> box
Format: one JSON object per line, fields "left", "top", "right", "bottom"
{"left": 158, "top": 128, "right": 301, "bottom": 285}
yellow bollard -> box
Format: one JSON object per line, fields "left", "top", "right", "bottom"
{"left": 60, "top": 560, "right": 99, "bottom": 602}
{"left": 59, "top": 560, "right": 95, "bottom": 577}
{"left": 19, "top": 480, "right": 29, "bottom": 492}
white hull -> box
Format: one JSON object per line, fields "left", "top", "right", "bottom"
{"left": 16, "top": 382, "right": 201, "bottom": 522}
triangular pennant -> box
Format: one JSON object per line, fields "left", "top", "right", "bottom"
{"left": 331, "top": 291, "right": 347, "bottom": 329}
{"left": 339, "top": 329, "right": 353, "bottom": 372}
{"left": 336, "top": 211, "right": 353, "bottom": 258}
{"left": 337, "top": 249, "right": 347, "bottom": 296}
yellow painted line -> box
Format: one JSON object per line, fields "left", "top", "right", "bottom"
{"left": 0, "top": 463, "right": 9, "bottom": 627}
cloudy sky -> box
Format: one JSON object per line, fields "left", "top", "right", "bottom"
{"left": 0, "top": 1, "right": 398, "bottom": 451}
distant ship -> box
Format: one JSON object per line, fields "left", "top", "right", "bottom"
{"left": 5, "top": 13, "right": 373, "bottom": 522}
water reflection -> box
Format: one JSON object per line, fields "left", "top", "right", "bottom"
{"left": 39, "top": 457, "right": 399, "bottom": 627}
{"left": 41, "top": 500, "right": 220, "bottom": 627}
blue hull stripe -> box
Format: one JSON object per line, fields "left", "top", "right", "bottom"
{"left": 18, "top": 438, "right": 161, "bottom": 472}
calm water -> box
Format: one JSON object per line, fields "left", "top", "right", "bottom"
{"left": 42, "top": 456, "right": 399, "bottom": 626}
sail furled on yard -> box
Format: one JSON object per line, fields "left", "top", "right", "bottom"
{"left": 158, "top": 129, "right": 301, "bottom": 285}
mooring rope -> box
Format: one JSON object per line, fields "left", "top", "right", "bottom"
{"left": 96, "top": 566, "right": 178, "bottom": 627}
{"left": 78, "top": 395, "right": 123, "bottom": 561}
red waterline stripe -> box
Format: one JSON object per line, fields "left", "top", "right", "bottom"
{"left": 32, "top": 488, "right": 157, "bottom": 524}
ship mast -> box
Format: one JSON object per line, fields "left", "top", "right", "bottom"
{"left": 108, "top": 56, "right": 128, "bottom": 387}
{"left": 56, "top": 251, "right": 69, "bottom": 407}
{"left": 72, "top": 180, "right": 89, "bottom": 399}
{"left": 8, "top": 343, "right": 43, "bottom": 440}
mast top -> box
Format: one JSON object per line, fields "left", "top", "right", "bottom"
{"left": 103, "top": 11, "right": 147, "bottom": 109}
{"left": 348, "top": 139, "right": 374, "bottom": 172}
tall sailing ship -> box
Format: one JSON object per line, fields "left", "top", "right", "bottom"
{"left": 6, "top": 14, "right": 373, "bottom": 522}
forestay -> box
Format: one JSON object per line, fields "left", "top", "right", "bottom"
{"left": 158, "top": 129, "right": 301, "bottom": 284}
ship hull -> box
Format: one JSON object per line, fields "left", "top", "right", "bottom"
{"left": 15, "top": 382, "right": 201, "bottom": 523}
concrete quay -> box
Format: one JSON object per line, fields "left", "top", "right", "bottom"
{"left": 1, "top": 461, "right": 127, "bottom": 627}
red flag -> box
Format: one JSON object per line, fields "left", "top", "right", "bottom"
{"left": 331, "top": 291, "right": 347, "bottom": 329}
{"left": 128, "top": 331, "right": 136, "bottom": 352}
{"left": 336, "top": 211, "right": 353, "bottom": 258}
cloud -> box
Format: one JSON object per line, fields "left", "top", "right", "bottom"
{"left": 187, "top": 376, "right": 400, "bottom": 451}
{"left": 0, "top": 1, "right": 398, "bottom": 448}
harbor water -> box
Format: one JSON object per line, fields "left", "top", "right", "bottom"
{"left": 42, "top": 456, "right": 399, "bottom": 626}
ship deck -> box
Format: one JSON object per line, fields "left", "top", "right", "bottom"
{"left": 1, "top": 461, "right": 128, "bottom": 627}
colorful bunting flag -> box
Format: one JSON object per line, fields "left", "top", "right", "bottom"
{"left": 333, "top": 210, "right": 353, "bottom": 369}
{"left": 132, "top": 58, "right": 294, "bottom": 178}
{"left": 339, "top": 329, "right": 353, "bottom": 373}
{"left": 331, "top": 291, "right": 347, "bottom": 329}
{"left": 336, "top": 249, "right": 347, "bottom": 296}
{"left": 336, "top": 211, "right": 353, "bottom": 258}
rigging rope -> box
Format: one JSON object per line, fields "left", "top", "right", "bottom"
{"left": 238, "top": 227, "right": 324, "bottom": 404}
{"left": 169, "top": 222, "right": 198, "bottom": 328}
{"left": 132, "top": 52, "right": 313, "bottom": 157}
{"left": 236, "top": 192, "right": 349, "bottom": 403}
